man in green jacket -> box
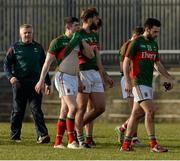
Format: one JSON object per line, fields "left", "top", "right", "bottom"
{"left": 4, "top": 24, "right": 51, "bottom": 143}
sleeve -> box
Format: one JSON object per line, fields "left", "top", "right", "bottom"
{"left": 64, "top": 32, "right": 82, "bottom": 57}
{"left": 3, "top": 47, "right": 15, "bottom": 81}
{"left": 39, "top": 45, "right": 51, "bottom": 86}
{"left": 125, "top": 40, "right": 138, "bottom": 59}
{"left": 48, "top": 38, "right": 61, "bottom": 56}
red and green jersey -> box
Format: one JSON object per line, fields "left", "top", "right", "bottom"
{"left": 126, "top": 36, "right": 160, "bottom": 87}
{"left": 78, "top": 29, "right": 99, "bottom": 71}
{"left": 48, "top": 33, "right": 81, "bottom": 65}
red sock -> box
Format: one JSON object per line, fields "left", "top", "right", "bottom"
{"left": 120, "top": 127, "right": 125, "bottom": 133}
{"left": 150, "top": 138, "right": 157, "bottom": 148}
{"left": 86, "top": 136, "right": 92, "bottom": 144}
{"left": 121, "top": 136, "right": 132, "bottom": 148}
{"left": 55, "top": 119, "right": 66, "bottom": 145}
{"left": 122, "top": 140, "right": 131, "bottom": 149}
{"left": 120, "top": 123, "right": 127, "bottom": 132}
{"left": 66, "top": 117, "right": 75, "bottom": 143}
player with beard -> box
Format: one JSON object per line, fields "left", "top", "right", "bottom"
{"left": 84, "top": 17, "right": 113, "bottom": 146}
{"left": 121, "top": 18, "right": 174, "bottom": 152}
{"left": 73, "top": 8, "right": 113, "bottom": 148}
{"left": 62, "top": 9, "right": 113, "bottom": 148}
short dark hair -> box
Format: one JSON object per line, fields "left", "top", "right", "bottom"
{"left": 132, "top": 26, "right": 144, "bottom": 35}
{"left": 144, "top": 18, "right": 161, "bottom": 29}
{"left": 80, "top": 8, "right": 99, "bottom": 22}
{"left": 64, "top": 17, "right": 79, "bottom": 26}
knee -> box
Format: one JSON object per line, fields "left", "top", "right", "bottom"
{"left": 76, "top": 107, "right": 86, "bottom": 116}
{"left": 131, "top": 110, "right": 140, "bottom": 121}
{"left": 68, "top": 105, "right": 77, "bottom": 114}
{"left": 133, "top": 110, "right": 145, "bottom": 119}
{"left": 145, "top": 109, "right": 154, "bottom": 119}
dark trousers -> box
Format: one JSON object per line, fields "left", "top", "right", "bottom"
{"left": 11, "top": 81, "right": 48, "bottom": 140}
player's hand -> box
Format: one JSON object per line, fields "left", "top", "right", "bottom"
{"left": 163, "top": 79, "right": 174, "bottom": 91}
{"left": 10, "top": 77, "right": 19, "bottom": 86}
{"left": 35, "top": 80, "right": 44, "bottom": 94}
{"left": 125, "top": 81, "right": 132, "bottom": 96}
{"left": 78, "top": 80, "right": 85, "bottom": 93}
{"left": 105, "top": 75, "right": 114, "bottom": 88}
{"left": 45, "top": 85, "right": 51, "bottom": 95}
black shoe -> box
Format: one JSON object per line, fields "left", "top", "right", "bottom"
{"left": 86, "top": 139, "right": 96, "bottom": 146}
{"left": 79, "top": 142, "right": 91, "bottom": 149}
{"left": 37, "top": 135, "right": 50, "bottom": 144}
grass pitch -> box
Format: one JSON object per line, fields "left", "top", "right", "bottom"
{"left": 0, "top": 122, "right": 180, "bottom": 160}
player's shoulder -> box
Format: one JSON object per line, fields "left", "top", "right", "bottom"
{"left": 129, "top": 36, "right": 143, "bottom": 47}
{"left": 122, "top": 40, "right": 131, "bottom": 48}
{"left": 50, "top": 35, "right": 65, "bottom": 45}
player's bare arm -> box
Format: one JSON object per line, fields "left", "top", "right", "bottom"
{"left": 35, "top": 52, "right": 55, "bottom": 94}
{"left": 123, "top": 56, "right": 132, "bottom": 95}
{"left": 154, "top": 61, "right": 174, "bottom": 90}
{"left": 95, "top": 48, "right": 114, "bottom": 88}
{"left": 81, "top": 40, "right": 95, "bottom": 58}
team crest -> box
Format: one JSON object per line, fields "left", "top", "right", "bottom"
{"left": 67, "top": 89, "right": 70, "bottom": 93}
{"left": 144, "top": 92, "right": 148, "bottom": 97}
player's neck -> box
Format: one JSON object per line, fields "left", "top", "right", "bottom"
{"left": 82, "top": 24, "right": 91, "bottom": 33}
{"left": 143, "top": 33, "right": 150, "bottom": 41}
{"left": 65, "top": 31, "right": 72, "bottom": 38}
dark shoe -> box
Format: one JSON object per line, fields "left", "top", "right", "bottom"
{"left": 131, "top": 137, "right": 144, "bottom": 146}
{"left": 150, "top": 144, "right": 168, "bottom": 153}
{"left": 86, "top": 138, "right": 96, "bottom": 146}
{"left": 37, "top": 135, "right": 50, "bottom": 144}
{"left": 79, "top": 142, "right": 91, "bottom": 149}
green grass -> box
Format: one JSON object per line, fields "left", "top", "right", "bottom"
{"left": 0, "top": 122, "right": 180, "bottom": 160}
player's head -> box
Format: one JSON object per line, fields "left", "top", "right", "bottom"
{"left": 131, "top": 26, "right": 144, "bottom": 40}
{"left": 90, "top": 17, "right": 102, "bottom": 33}
{"left": 19, "top": 24, "right": 33, "bottom": 44}
{"left": 144, "top": 18, "right": 161, "bottom": 40}
{"left": 64, "top": 17, "right": 80, "bottom": 34}
{"left": 80, "top": 7, "right": 99, "bottom": 27}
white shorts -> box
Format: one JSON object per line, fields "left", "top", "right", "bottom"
{"left": 79, "top": 70, "right": 104, "bottom": 93}
{"left": 132, "top": 85, "right": 153, "bottom": 102}
{"left": 121, "top": 76, "right": 133, "bottom": 99}
{"left": 54, "top": 72, "right": 78, "bottom": 98}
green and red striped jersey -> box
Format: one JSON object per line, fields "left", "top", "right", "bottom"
{"left": 48, "top": 32, "right": 81, "bottom": 65}
{"left": 78, "top": 29, "right": 99, "bottom": 71}
{"left": 126, "top": 36, "right": 160, "bottom": 87}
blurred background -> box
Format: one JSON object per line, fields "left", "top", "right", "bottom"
{"left": 0, "top": 0, "right": 180, "bottom": 122}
